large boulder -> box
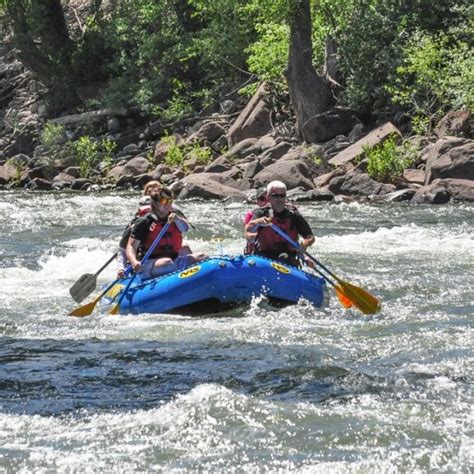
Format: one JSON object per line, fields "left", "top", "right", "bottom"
{"left": 253, "top": 160, "right": 315, "bottom": 190}
{"left": 434, "top": 110, "right": 472, "bottom": 138}
{"left": 442, "top": 178, "right": 474, "bottom": 202}
{"left": 424, "top": 137, "right": 474, "bottom": 184}
{"left": 227, "top": 82, "right": 272, "bottom": 146}
{"left": 185, "top": 121, "right": 226, "bottom": 145}
{"left": 0, "top": 162, "right": 18, "bottom": 185}
{"left": 107, "top": 156, "right": 152, "bottom": 181}
{"left": 328, "top": 171, "right": 394, "bottom": 196}
{"left": 410, "top": 181, "right": 450, "bottom": 204}
{"left": 178, "top": 173, "right": 246, "bottom": 200}
{"left": 301, "top": 107, "right": 361, "bottom": 143}
{"left": 329, "top": 122, "right": 402, "bottom": 167}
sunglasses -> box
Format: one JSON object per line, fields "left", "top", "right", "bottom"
{"left": 154, "top": 196, "right": 173, "bottom": 205}
{"left": 270, "top": 193, "right": 286, "bottom": 198}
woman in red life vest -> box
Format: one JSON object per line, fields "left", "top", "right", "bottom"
{"left": 245, "top": 180, "right": 315, "bottom": 267}
{"left": 126, "top": 187, "right": 207, "bottom": 279}
{"left": 116, "top": 181, "right": 162, "bottom": 278}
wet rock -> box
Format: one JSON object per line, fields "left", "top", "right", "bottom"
{"left": 402, "top": 168, "right": 425, "bottom": 185}
{"left": 328, "top": 172, "right": 394, "bottom": 196}
{"left": 383, "top": 188, "right": 417, "bottom": 202}
{"left": 410, "top": 182, "right": 450, "bottom": 204}
{"left": 442, "top": 178, "right": 474, "bottom": 202}
{"left": 424, "top": 137, "right": 474, "bottom": 184}
{"left": 71, "top": 178, "right": 93, "bottom": 191}
{"left": 178, "top": 173, "right": 245, "bottom": 200}
{"left": 253, "top": 160, "right": 315, "bottom": 191}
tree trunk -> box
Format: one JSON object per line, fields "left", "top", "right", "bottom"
{"left": 284, "top": 0, "right": 334, "bottom": 142}
{"left": 6, "top": 0, "right": 82, "bottom": 115}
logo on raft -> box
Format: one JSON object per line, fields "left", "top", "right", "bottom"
{"left": 271, "top": 262, "right": 291, "bottom": 274}
{"left": 179, "top": 265, "right": 201, "bottom": 279}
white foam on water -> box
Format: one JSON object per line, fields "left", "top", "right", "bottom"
{"left": 317, "top": 222, "right": 474, "bottom": 259}
{"left": 1, "top": 382, "right": 471, "bottom": 472}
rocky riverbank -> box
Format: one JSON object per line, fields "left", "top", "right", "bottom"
{"left": 1, "top": 45, "right": 473, "bottom": 204}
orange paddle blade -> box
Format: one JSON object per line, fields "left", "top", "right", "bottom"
{"left": 338, "top": 280, "right": 381, "bottom": 315}
{"left": 335, "top": 286, "right": 353, "bottom": 308}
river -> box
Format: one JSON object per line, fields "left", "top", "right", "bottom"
{"left": 0, "top": 191, "right": 472, "bottom": 472}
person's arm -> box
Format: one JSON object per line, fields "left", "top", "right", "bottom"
{"left": 126, "top": 217, "right": 148, "bottom": 272}
{"left": 245, "top": 210, "right": 272, "bottom": 233}
{"left": 300, "top": 234, "right": 315, "bottom": 250}
{"left": 126, "top": 237, "right": 142, "bottom": 272}
{"left": 294, "top": 214, "right": 315, "bottom": 250}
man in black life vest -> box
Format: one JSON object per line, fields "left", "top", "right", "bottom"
{"left": 245, "top": 180, "right": 315, "bottom": 267}
{"left": 126, "top": 187, "right": 207, "bottom": 279}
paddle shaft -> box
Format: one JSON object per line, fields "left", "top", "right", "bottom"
{"left": 111, "top": 222, "right": 171, "bottom": 313}
{"left": 270, "top": 224, "right": 340, "bottom": 285}
{"left": 94, "top": 252, "right": 118, "bottom": 277}
{"left": 269, "top": 224, "right": 380, "bottom": 314}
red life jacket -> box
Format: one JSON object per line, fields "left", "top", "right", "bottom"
{"left": 256, "top": 208, "right": 299, "bottom": 253}
{"left": 143, "top": 216, "right": 183, "bottom": 259}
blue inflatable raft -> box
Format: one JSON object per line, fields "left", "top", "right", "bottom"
{"left": 106, "top": 254, "right": 328, "bottom": 315}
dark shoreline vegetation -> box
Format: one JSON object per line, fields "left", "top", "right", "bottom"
{"left": 0, "top": 0, "right": 472, "bottom": 204}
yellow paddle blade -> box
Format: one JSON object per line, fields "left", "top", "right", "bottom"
{"left": 68, "top": 296, "right": 100, "bottom": 317}
{"left": 335, "top": 286, "right": 353, "bottom": 308}
{"left": 339, "top": 280, "right": 381, "bottom": 315}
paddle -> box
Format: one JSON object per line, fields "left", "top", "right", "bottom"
{"left": 109, "top": 222, "right": 171, "bottom": 315}
{"left": 299, "top": 255, "right": 353, "bottom": 309}
{"left": 69, "top": 276, "right": 125, "bottom": 317}
{"left": 269, "top": 224, "right": 380, "bottom": 314}
{"left": 69, "top": 252, "right": 118, "bottom": 303}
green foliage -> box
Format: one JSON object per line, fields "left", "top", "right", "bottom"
{"left": 72, "top": 136, "right": 99, "bottom": 178}
{"left": 363, "top": 135, "right": 415, "bottom": 183}
{"left": 69, "top": 136, "right": 117, "bottom": 178}
{"left": 188, "top": 142, "right": 213, "bottom": 165}
{"left": 41, "top": 122, "right": 65, "bottom": 153}
{"left": 334, "top": 0, "right": 472, "bottom": 113}
{"left": 387, "top": 31, "right": 473, "bottom": 116}
{"left": 4, "top": 0, "right": 472, "bottom": 130}
{"left": 244, "top": 22, "right": 289, "bottom": 92}
{"left": 160, "top": 135, "right": 213, "bottom": 167}
{"left": 161, "top": 135, "right": 186, "bottom": 167}
{"left": 5, "top": 156, "right": 27, "bottom": 185}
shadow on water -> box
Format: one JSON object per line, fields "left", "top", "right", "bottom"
{"left": 0, "top": 336, "right": 401, "bottom": 417}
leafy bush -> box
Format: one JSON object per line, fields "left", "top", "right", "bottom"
{"left": 161, "top": 135, "right": 213, "bottom": 167}
{"left": 386, "top": 31, "right": 474, "bottom": 119}
{"left": 73, "top": 136, "right": 99, "bottom": 178}
{"left": 244, "top": 22, "right": 289, "bottom": 93}
{"left": 41, "top": 123, "right": 65, "bottom": 153}
{"left": 188, "top": 142, "right": 213, "bottom": 164}
{"left": 161, "top": 135, "right": 186, "bottom": 166}
{"left": 71, "top": 136, "right": 117, "bottom": 178}
{"left": 363, "top": 134, "right": 415, "bottom": 183}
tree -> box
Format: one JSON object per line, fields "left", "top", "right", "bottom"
{"left": 2, "top": 0, "right": 82, "bottom": 114}
{"left": 284, "top": 0, "right": 334, "bottom": 142}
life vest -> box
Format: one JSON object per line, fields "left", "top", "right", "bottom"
{"left": 255, "top": 207, "right": 299, "bottom": 253}
{"left": 142, "top": 215, "right": 183, "bottom": 259}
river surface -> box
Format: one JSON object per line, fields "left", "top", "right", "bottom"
{"left": 0, "top": 191, "right": 472, "bottom": 472}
